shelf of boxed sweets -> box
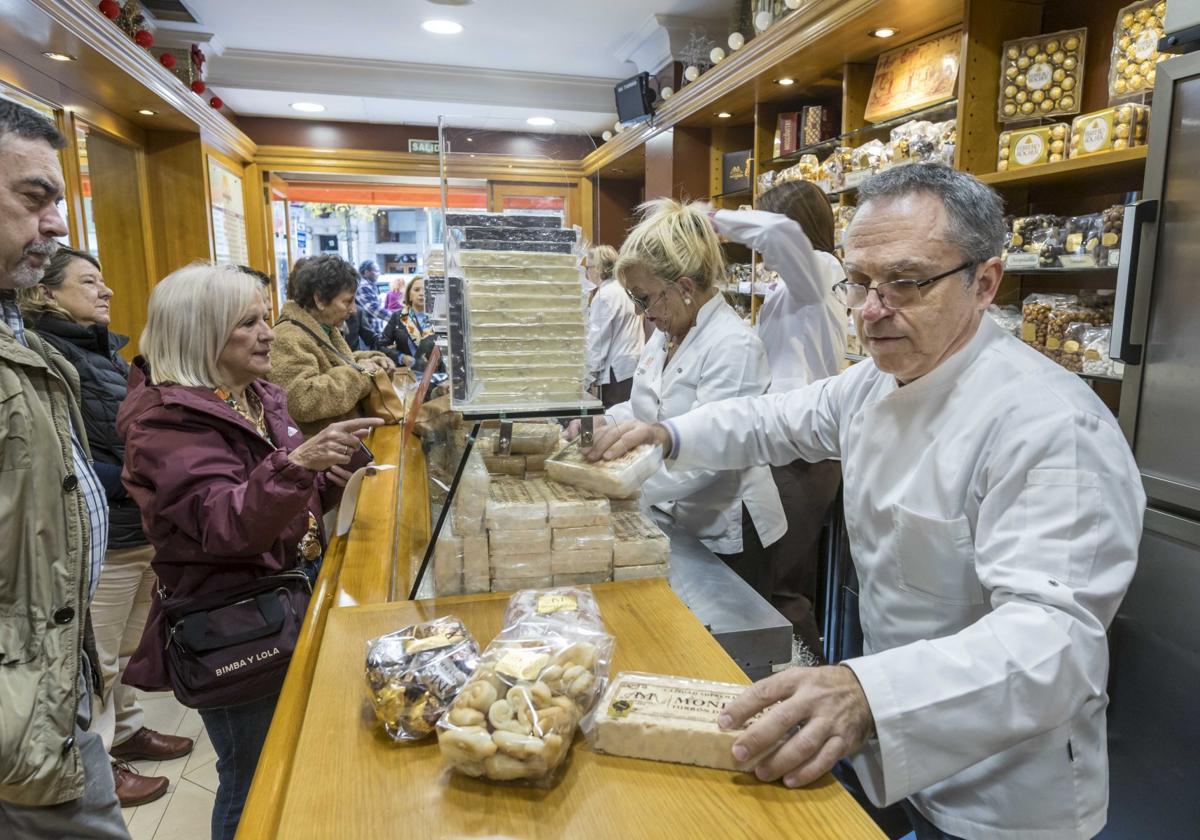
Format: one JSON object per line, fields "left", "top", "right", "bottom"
{"left": 764, "top": 99, "right": 959, "bottom": 169}
{"left": 979, "top": 144, "right": 1148, "bottom": 189}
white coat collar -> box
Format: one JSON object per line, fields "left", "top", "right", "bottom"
{"left": 882, "top": 314, "right": 1001, "bottom": 400}
{"left": 672, "top": 291, "right": 726, "bottom": 356}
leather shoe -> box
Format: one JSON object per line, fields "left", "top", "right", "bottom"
{"left": 110, "top": 727, "right": 195, "bottom": 762}
{"left": 112, "top": 760, "right": 169, "bottom": 808}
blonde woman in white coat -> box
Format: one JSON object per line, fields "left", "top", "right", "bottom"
{"left": 572, "top": 199, "right": 786, "bottom": 592}
{"left": 710, "top": 181, "right": 846, "bottom": 661}
{"left": 584, "top": 245, "right": 644, "bottom": 408}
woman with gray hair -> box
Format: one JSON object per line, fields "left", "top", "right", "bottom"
{"left": 269, "top": 254, "right": 395, "bottom": 436}
{"left": 584, "top": 244, "right": 644, "bottom": 407}
{"left": 117, "top": 263, "right": 380, "bottom": 840}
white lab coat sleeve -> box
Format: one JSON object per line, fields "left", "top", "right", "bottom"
{"left": 842, "top": 405, "right": 1145, "bottom": 806}
{"left": 713, "top": 209, "right": 828, "bottom": 306}
{"left": 668, "top": 374, "right": 844, "bottom": 470}
{"left": 641, "top": 328, "right": 773, "bottom": 508}
{"left": 584, "top": 290, "right": 614, "bottom": 389}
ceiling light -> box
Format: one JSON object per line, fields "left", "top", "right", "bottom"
{"left": 138, "top": 109, "right": 157, "bottom": 116}
{"left": 526, "top": 116, "right": 556, "bottom": 127}
{"left": 290, "top": 102, "right": 326, "bottom": 113}
{"left": 870, "top": 27, "right": 897, "bottom": 38}
{"left": 466, "top": 136, "right": 473, "bottom": 142}
{"left": 716, "top": 111, "right": 732, "bottom": 119}
{"left": 43, "top": 51, "right": 75, "bottom": 62}
{"left": 422, "top": 19, "right": 463, "bottom": 35}
{"left": 776, "top": 78, "right": 795, "bottom": 86}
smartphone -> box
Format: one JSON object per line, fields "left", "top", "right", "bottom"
{"left": 347, "top": 441, "right": 374, "bottom": 471}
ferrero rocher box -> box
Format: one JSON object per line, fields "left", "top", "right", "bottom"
{"left": 1010, "top": 127, "right": 1052, "bottom": 167}
{"left": 1069, "top": 104, "right": 1150, "bottom": 158}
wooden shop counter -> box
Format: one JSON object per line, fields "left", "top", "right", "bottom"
{"left": 239, "top": 428, "right": 882, "bottom": 839}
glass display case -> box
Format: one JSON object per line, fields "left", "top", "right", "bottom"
{"left": 436, "top": 116, "right": 602, "bottom": 417}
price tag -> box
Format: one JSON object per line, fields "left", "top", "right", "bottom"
{"left": 843, "top": 170, "right": 870, "bottom": 189}
{"left": 537, "top": 594, "right": 578, "bottom": 614}
{"left": 1006, "top": 253, "right": 1041, "bottom": 270}
{"left": 1059, "top": 254, "right": 1098, "bottom": 269}
{"left": 1107, "top": 250, "right": 1121, "bottom": 268}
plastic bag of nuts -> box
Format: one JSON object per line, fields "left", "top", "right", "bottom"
{"left": 1045, "top": 298, "right": 1113, "bottom": 351}
{"left": 998, "top": 28, "right": 1086, "bottom": 122}
{"left": 1100, "top": 205, "right": 1125, "bottom": 266}
{"left": 1081, "top": 325, "right": 1122, "bottom": 378}
{"left": 1062, "top": 213, "right": 1104, "bottom": 267}
{"left": 365, "top": 616, "right": 481, "bottom": 741}
{"left": 1021, "top": 293, "right": 1078, "bottom": 347}
{"left": 501, "top": 586, "right": 605, "bottom": 634}
{"left": 436, "top": 588, "right": 614, "bottom": 784}
{"left": 1110, "top": 1, "right": 1171, "bottom": 101}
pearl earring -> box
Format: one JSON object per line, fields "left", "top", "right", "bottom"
{"left": 684, "top": 296, "right": 693, "bottom": 305}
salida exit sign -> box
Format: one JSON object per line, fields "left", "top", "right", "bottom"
{"left": 408, "top": 139, "right": 440, "bottom": 154}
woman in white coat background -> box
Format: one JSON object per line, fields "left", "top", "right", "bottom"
{"left": 584, "top": 244, "right": 644, "bottom": 408}
{"left": 575, "top": 198, "right": 786, "bottom": 591}
{"left": 712, "top": 180, "right": 846, "bottom": 661}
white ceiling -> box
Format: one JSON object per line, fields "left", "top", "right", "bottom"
{"left": 178, "top": 0, "right": 735, "bottom": 134}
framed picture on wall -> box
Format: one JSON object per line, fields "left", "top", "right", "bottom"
{"left": 864, "top": 28, "right": 961, "bottom": 123}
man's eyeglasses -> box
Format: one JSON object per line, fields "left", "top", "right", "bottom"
{"left": 831, "top": 260, "right": 975, "bottom": 310}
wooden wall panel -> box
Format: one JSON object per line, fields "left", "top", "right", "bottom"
{"left": 144, "top": 131, "right": 212, "bottom": 279}
{"left": 644, "top": 127, "right": 711, "bottom": 202}
{"left": 84, "top": 129, "right": 155, "bottom": 357}
{"left": 595, "top": 178, "right": 642, "bottom": 248}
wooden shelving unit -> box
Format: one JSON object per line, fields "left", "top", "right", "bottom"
{"left": 978, "top": 146, "right": 1149, "bottom": 189}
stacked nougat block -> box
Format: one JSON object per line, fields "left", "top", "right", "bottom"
{"left": 445, "top": 212, "right": 587, "bottom": 408}
{"left": 431, "top": 448, "right": 671, "bottom": 596}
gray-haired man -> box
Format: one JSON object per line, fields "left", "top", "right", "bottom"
{"left": 586, "top": 164, "right": 1145, "bottom": 838}
{"left": 0, "top": 99, "right": 127, "bottom": 838}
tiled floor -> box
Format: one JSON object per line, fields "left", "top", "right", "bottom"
{"left": 121, "top": 690, "right": 215, "bottom": 840}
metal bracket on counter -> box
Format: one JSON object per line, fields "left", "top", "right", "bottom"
{"left": 497, "top": 420, "right": 513, "bottom": 455}
{"left": 580, "top": 415, "right": 594, "bottom": 448}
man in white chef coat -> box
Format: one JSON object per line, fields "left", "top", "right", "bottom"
{"left": 585, "top": 163, "right": 1145, "bottom": 839}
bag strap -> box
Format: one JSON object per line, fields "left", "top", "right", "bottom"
{"left": 276, "top": 317, "right": 362, "bottom": 371}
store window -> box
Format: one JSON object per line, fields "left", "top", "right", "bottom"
{"left": 74, "top": 124, "right": 99, "bottom": 257}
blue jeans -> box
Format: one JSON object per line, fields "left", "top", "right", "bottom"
{"left": 198, "top": 692, "right": 279, "bottom": 840}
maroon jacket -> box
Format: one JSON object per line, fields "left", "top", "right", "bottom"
{"left": 117, "top": 359, "right": 342, "bottom": 692}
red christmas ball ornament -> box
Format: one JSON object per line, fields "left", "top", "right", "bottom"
{"left": 159, "top": 52, "right": 176, "bottom": 69}
{"left": 134, "top": 30, "right": 154, "bottom": 49}
{"left": 190, "top": 80, "right": 206, "bottom": 94}
{"left": 98, "top": 0, "right": 120, "bottom": 20}
{"left": 209, "top": 96, "right": 223, "bottom": 110}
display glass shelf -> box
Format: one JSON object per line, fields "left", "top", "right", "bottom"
{"left": 438, "top": 116, "right": 602, "bottom": 417}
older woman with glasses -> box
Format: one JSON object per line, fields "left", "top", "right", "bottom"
{"left": 570, "top": 198, "right": 785, "bottom": 593}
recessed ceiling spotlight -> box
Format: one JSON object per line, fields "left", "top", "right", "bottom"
{"left": 526, "top": 116, "right": 556, "bottom": 127}
{"left": 870, "top": 27, "right": 898, "bottom": 38}
{"left": 138, "top": 109, "right": 157, "bottom": 116}
{"left": 466, "top": 136, "right": 474, "bottom": 142}
{"left": 716, "top": 111, "right": 732, "bottom": 118}
{"left": 291, "top": 102, "right": 325, "bottom": 113}
{"left": 422, "top": 19, "right": 463, "bottom": 35}
{"left": 776, "top": 78, "right": 795, "bottom": 86}
{"left": 43, "top": 51, "right": 75, "bottom": 62}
